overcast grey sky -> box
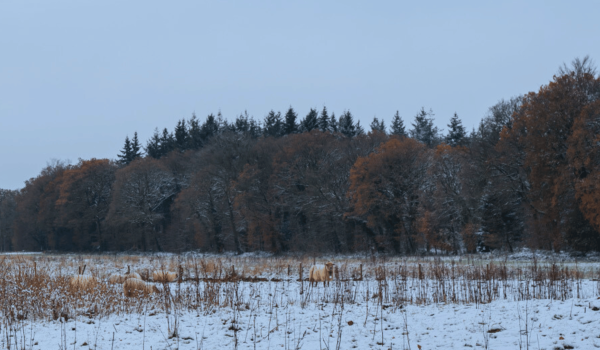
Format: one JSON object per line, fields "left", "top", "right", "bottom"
{"left": 1, "top": 1, "right": 599, "bottom": 190}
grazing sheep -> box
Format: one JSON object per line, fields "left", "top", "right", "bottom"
{"left": 70, "top": 275, "right": 97, "bottom": 290}
{"left": 123, "top": 278, "right": 159, "bottom": 297}
{"left": 309, "top": 262, "right": 335, "bottom": 286}
{"left": 108, "top": 272, "right": 141, "bottom": 284}
{"left": 152, "top": 271, "right": 178, "bottom": 283}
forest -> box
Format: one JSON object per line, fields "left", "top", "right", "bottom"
{"left": 1, "top": 58, "right": 599, "bottom": 254}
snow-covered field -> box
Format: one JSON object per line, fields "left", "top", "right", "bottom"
{"left": 2, "top": 251, "right": 599, "bottom": 349}
{"left": 18, "top": 294, "right": 600, "bottom": 349}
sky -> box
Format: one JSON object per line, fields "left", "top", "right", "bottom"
{"left": 1, "top": 1, "right": 599, "bottom": 190}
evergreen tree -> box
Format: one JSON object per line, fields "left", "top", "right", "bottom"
{"left": 217, "top": 111, "right": 235, "bottom": 133}
{"left": 235, "top": 111, "right": 262, "bottom": 138}
{"left": 117, "top": 136, "right": 133, "bottom": 165}
{"left": 248, "top": 117, "right": 262, "bottom": 138}
{"left": 264, "top": 110, "right": 283, "bottom": 137}
{"left": 409, "top": 107, "right": 439, "bottom": 147}
{"left": 188, "top": 114, "right": 203, "bottom": 149}
{"left": 283, "top": 107, "right": 298, "bottom": 135}
{"left": 201, "top": 114, "right": 220, "bottom": 140}
{"left": 355, "top": 120, "right": 365, "bottom": 136}
{"left": 391, "top": 111, "right": 406, "bottom": 137}
{"left": 118, "top": 133, "right": 142, "bottom": 165}
{"left": 445, "top": 112, "right": 467, "bottom": 147}
{"left": 318, "top": 106, "right": 330, "bottom": 132}
{"left": 301, "top": 108, "right": 319, "bottom": 132}
{"left": 338, "top": 111, "right": 356, "bottom": 137}
{"left": 370, "top": 117, "right": 386, "bottom": 133}
{"left": 174, "top": 119, "right": 188, "bottom": 150}
{"left": 235, "top": 112, "right": 250, "bottom": 134}
{"left": 145, "top": 128, "right": 163, "bottom": 159}
{"left": 329, "top": 112, "right": 338, "bottom": 133}
{"left": 159, "top": 128, "right": 175, "bottom": 155}
{"left": 131, "top": 132, "right": 143, "bottom": 159}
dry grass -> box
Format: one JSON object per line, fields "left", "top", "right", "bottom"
{"left": 0, "top": 252, "right": 597, "bottom": 327}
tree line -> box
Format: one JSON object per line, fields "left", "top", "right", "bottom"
{"left": 1, "top": 57, "right": 599, "bottom": 254}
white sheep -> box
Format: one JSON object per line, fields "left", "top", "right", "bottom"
{"left": 108, "top": 272, "right": 141, "bottom": 284}
{"left": 123, "top": 278, "right": 159, "bottom": 297}
{"left": 70, "top": 275, "right": 97, "bottom": 290}
{"left": 309, "top": 262, "right": 335, "bottom": 286}
{"left": 152, "top": 270, "right": 178, "bottom": 283}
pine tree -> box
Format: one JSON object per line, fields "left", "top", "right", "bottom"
{"left": 329, "top": 112, "right": 338, "bottom": 133}
{"left": 131, "top": 132, "right": 142, "bottom": 160}
{"left": 355, "top": 120, "right": 365, "bottom": 136}
{"left": 188, "top": 114, "right": 203, "bottom": 149}
{"left": 117, "top": 133, "right": 142, "bottom": 165}
{"left": 283, "top": 107, "right": 298, "bottom": 135}
{"left": 216, "top": 111, "right": 234, "bottom": 133}
{"left": 174, "top": 119, "right": 188, "bottom": 150}
{"left": 117, "top": 132, "right": 143, "bottom": 165}
{"left": 301, "top": 108, "right": 319, "bottom": 132}
{"left": 117, "top": 136, "right": 133, "bottom": 165}
{"left": 235, "top": 111, "right": 262, "bottom": 137}
{"left": 264, "top": 110, "right": 283, "bottom": 137}
{"left": 159, "top": 128, "right": 175, "bottom": 155}
{"left": 145, "top": 128, "right": 163, "bottom": 159}
{"left": 391, "top": 111, "right": 406, "bottom": 137}
{"left": 370, "top": 117, "right": 386, "bottom": 133}
{"left": 201, "top": 114, "right": 220, "bottom": 140}
{"left": 409, "top": 107, "right": 439, "bottom": 147}
{"left": 338, "top": 111, "right": 356, "bottom": 137}
{"left": 248, "top": 117, "right": 262, "bottom": 138}
{"left": 445, "top": 112, "right": 467, "bottom": 147}
{"left": 235, "top": 112, "right": 250, "bottom": 134}
{"left": 318, "top": 106, "right": 329, "bottom": 132}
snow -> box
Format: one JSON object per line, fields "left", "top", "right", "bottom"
{"left": 12, "top": 295, "right": 600, "bottom": 349}
{"left": 3, "top": 251, "right": 600, "bottom": 349}
{"left": 8, "top": 281, "right": 600, "bottom": 350}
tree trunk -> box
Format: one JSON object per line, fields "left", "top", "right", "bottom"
{"left": 228, "top": 198, "right": 243, "bottom": 255}
{"left": 95, "top": 218, "right": 103, "bottom": 250}
{"left": 141, "top": 224, "right": 148, "bottom": 251}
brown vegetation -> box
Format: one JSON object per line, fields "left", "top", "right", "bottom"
{"left": 0, "top": 253, "right": 595, "bottom": 323}
{"left": 152, "top": 270, "right": 177, "bottom": 283}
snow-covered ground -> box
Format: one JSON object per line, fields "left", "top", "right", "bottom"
{"left": 2, "top": 251, "right": 600, "bottom": 349}
{"left": 11, "top": 293, "right": 600, "bottom": 349}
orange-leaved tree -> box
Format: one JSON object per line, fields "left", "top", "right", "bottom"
{"left": 498, "top": 59, "right": 600, "bottom": 250}
{"left": 55, "top": 158, "right": 117, "bottom": 250}
{"left": 568, "top": 100, "right": 600, "bottom": 243}
{"left": 347, "top": 137, "right": 429, "bottom": 253}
